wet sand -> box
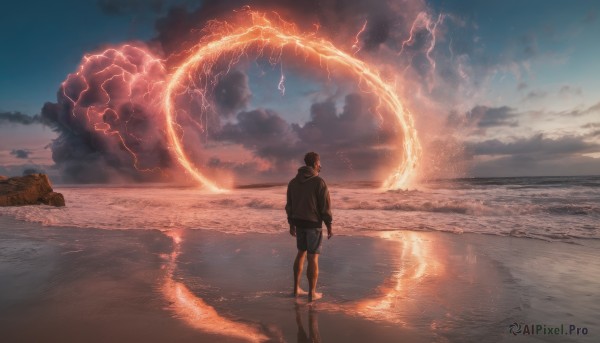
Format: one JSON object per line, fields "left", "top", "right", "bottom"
{"left": 1, "top": 216, "right": 599, "bottom": 342}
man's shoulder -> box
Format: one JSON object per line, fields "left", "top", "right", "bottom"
{"left": 313, "top": 176, "right": 328, "bottom": 187}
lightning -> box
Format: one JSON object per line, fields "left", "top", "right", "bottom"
{"left": 60, "top": 45, "right": 167, "bottom": 173}
{"left": 277, "top": 63, "right": 286, "bottom": 96}
{"left": 352, "top": 20, "right": 368, "bottom": 54}
{"left": 59, "top": 10, "right": 424, "bottom": 191}
{"left": 398, "top": 12, "right": 445, "bottom": 93}
{"left": 163, "top": 10, "right": 422, "bottom": 191}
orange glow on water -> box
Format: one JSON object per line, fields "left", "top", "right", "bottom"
{"left": 317, "top": 231, "right": 444, "bottom": 325}
{"left": 162, "top": 231, "right": 268, "bottom": 342}
{"left": 352, "top": 232, "right": 437, "bottom": 323}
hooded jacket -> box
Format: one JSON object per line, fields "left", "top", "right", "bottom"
{"left": 285, "top": 166, "right": 333, "bottom": 229}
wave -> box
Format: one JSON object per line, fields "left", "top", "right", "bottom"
{"left": 1, "top": 181, "right": 599, "bottom": 244}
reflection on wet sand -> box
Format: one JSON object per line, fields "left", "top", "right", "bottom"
{"left": 162, "top": 231, "right": 268, "bottom": 342}
{"left": 320, "top": 231, "right": 445, "bottom": 325}
{"left": 295, "top": 303, "right": 321, "bottom": 343}
{"left": 353, "top": 231, "right": 444, "bottom": 322}
{"left": 161, "top": 229, "right": 444, "bottom": 341}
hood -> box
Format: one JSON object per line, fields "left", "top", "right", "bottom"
{"left": 295, "top": 166, "right": 318, "bottom": 183}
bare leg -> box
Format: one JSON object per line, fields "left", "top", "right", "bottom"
{"left": 307, "top": 254, "right": 322, "bottom": 302}
{"left": 293, "top": 250, "right": 307, "bottom": 296}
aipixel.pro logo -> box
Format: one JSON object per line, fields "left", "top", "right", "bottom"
{"left": 509, "top": 322, "right": 589, "bottom": 336}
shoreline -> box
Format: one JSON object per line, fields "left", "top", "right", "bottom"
{"left": 1, "top": 215, "right": 599, "bottom": 342}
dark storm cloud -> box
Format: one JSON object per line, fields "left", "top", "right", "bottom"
{"left": 41, "top": 102, "right": 172, "bottom": 183}
{"left": 294, "top": 94, "right": 398, "bottom": 175}
{"left": 153, "top": 0, "right": 410, "bottom": 56}
{"left": 468, "top": 134, "right": 600, "bottom": 156}
{"left": 97, "top": 0, "right": 164, "bottom": 15}
{"left": 154, "top": 0, "right": 318, "bottom": 55}
{"left": 10, "top": 149, "right": 31, "bottom": 159}
{"left": 214, "top": 70, "right": 252, "bottom": 117}
{"left": 466, "top": 106, "right": 519, "bottom": 128}
{"left": 0, "top": 111, "right": 48, "bottom": 126}
{"left": 362, "top": 13, "right": 392, "bottom": 51}
{"left": 217, "top": 108, "right": 302, "bottom": 164}
{"left": 214, "top": 93, "right": 397, "bottom": 176}
{"left": 294, "top": 93, "right": 392, "bottom": 147}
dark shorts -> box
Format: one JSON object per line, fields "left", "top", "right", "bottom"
{"left": 296, "top": 228, "right": 323, "bottom": 254}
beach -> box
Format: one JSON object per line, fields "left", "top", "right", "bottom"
{"left": 1, "top": 208, "right": 599, "bottom": 342}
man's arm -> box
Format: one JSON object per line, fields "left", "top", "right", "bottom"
{"left": 286, "top": 183, "right": 296, "bottom": 236}
{"left": 318, "top": 180, "right": 333, "bottom": 239}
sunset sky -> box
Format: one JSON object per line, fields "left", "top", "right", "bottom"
{"left": 1, "top": 0, "right": 599, "bottom": 181}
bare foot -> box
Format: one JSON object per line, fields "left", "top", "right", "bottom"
{"left": 308, "top": 292, "right": 322, "bottom": 302}
{"left": 293, "top": 288, "right": 307, "bottom": 297}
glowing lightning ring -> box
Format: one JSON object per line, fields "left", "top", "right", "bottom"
{"left": 164, "top": 23, "right": 421, "bottom": 192}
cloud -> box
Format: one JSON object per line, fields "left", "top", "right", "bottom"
{"left": 152, "top": 0, "right": 432, "bottom": 67}
{"left": 362, "top": 13, "right": 392, "bottom": 51}
{"left": 470, "top": 154, "right": 600, "bottom": 177}
{"left": 468, "top": 134, "right": 600, "bottom": 156}
{"left": 213, "top": 70, "right": 252, "bottom": 117}
{"left": 212, "top": 93, "right": 398, "bottom": 179}
{"left": 582, "top": 122, "right": 600, "bottom": 129}
{"left": 0, "top": 163, "right": 55, "bottom": 179}
{"left": 558, "top": 101, "right": 600, "bottom": 117}
{"left": 10, "top": 149, "right": 31, "bottom": 159}
{"left": 217, "top": 108, "right": 300, "bottom": 159}
{"left": 0, "top": 111, "right": 48, "bottom": 126}
{"left": 466, "top": 106, "right": 519, "bottom": 128}
{"left": 558, "top": 85, "right": 583, "bottom": 97}
{"left": 587, "top": 130, "right": 600, "bottom": 138}
{"left": 580, "top": 122, "right": 600, "bottom": 139}
{"left": 40, "top": 44, "right": 173, "bottom": 183}
{"left": 466, "top": 132, "right": 600, "bottom": 177}
{"left": 523, "top": 90, "right": 547, "bottom": 102}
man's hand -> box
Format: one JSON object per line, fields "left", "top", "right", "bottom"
{"left": 326, "top": 223, "right": 333, "bottom": 239}
{"left": 289, "top": 224, "right": 296, "bottom": 237}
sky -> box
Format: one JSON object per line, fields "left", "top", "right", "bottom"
{"left": 0, "top": 0, "right": 599, "bottom": 182}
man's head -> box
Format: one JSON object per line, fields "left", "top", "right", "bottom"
{"left": 304, "top": 152, "right": 321, "bottom": 173}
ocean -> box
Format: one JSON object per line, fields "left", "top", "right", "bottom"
{"left": 1, "top": 175, "right": 598, "bottom": 242}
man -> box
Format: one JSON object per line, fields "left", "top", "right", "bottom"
{"left": 286, "top": 152, "right": 333, "bottom": 302}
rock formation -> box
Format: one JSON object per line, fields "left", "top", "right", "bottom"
{"left": 0, "top": 174, "right": 65, "bottom": 207}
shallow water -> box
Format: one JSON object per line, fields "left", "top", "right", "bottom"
{"left": 1, "top": 216, "right": 599, "bottom": 342}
